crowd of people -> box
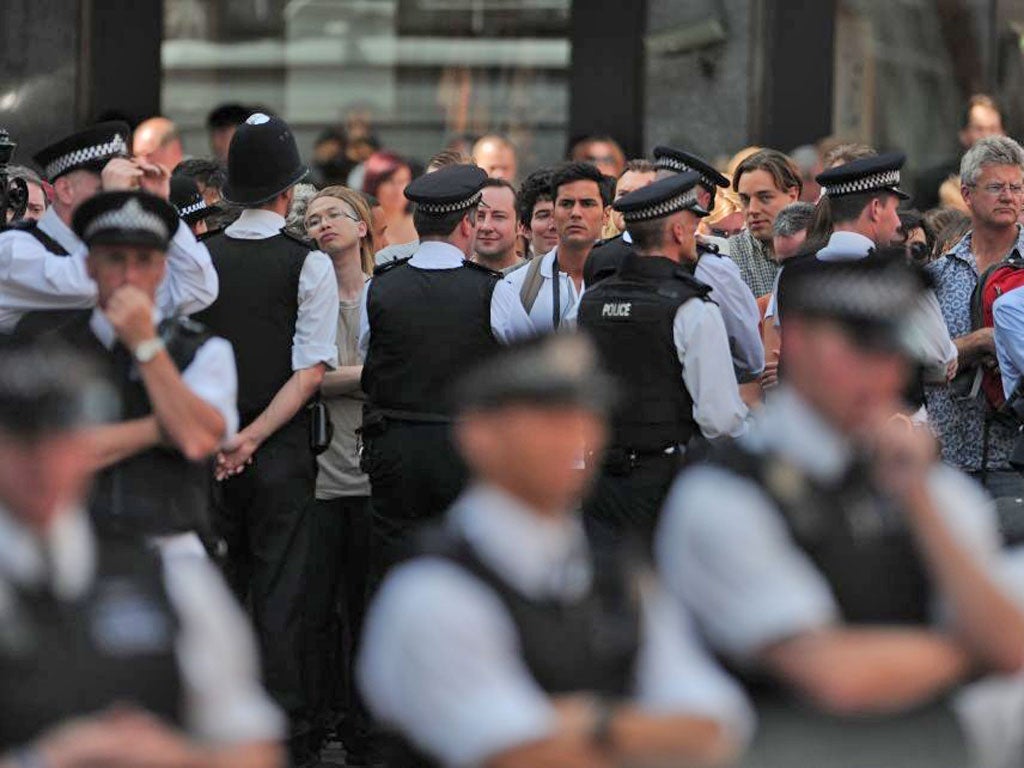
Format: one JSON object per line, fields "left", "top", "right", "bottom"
{"left": 4, "top": 90, "right": 1024, "bottom": 768}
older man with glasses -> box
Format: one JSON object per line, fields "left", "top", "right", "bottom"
{"left": 926, "top": 135, "right": 1024, "bottom": 505}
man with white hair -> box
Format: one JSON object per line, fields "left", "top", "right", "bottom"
{"left": 926, "top": 135, "right": 1024, "bottom": 501}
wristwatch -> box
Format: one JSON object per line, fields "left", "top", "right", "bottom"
{"left": 133, "top": 337, "right": 166, "bottom": 363}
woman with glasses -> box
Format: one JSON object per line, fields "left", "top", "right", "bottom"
{"left": 302, "top": 185, "right": 376, "bottom": 764}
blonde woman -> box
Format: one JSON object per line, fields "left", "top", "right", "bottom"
{"left": 302, "top": 184, "right": 375, "bottom": 757}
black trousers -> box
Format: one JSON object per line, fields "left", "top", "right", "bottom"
{"left": 212, "top": 418, "right": 315, "bottom": 728}
{"left": 302, "top": 494, "right": 373, "bottom": 744}
{"left": 583, "top": 453, "right": 681, "bottom": 552}
{"left": 362, "top": 421, "right": 467, "bottom": 589}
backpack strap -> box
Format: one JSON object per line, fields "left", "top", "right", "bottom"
{"left": 519, "top": 254, "right": 547, "bottom": 314}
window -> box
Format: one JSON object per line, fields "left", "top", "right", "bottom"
{"left": 162, "top": 0, "right": 570, "bottom": 176}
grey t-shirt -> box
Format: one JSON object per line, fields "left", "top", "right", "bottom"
{"left": 316, "top": 292, "right": 371, "bottom": 499}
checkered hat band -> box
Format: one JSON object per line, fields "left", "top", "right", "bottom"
{"left": 415, "top": 191, "right": 482, "bottom": 215}
{"left": 794, "top": 268, "right": 915, "bottom": 320}
{"left": 45, "top": 134, "right": 128, "bottom": 180}
{"left": 179, "top": 199, "right": 207, "bottom": 217}
{"left": 823, "top": 169, "right": 901, "bottom": 197}
{"left": 84, "top": 200, "right": 169, "bottom": 242}
{"left": 622, "top": 189, "right": 700, "bottom": 222}
{"left": 655, "top": 157, "right": 715, "bottom": 189}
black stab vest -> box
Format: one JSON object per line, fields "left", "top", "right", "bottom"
{"left": 59, "top": 314, "right": 214, "bottom": 538}
{"left": 712, "top": 440, "right": 931, "bottom": 625}
{"left": 0, "top": 540, "right": 183, "bottom": 748}
{"left": 578, "top": 253, "right": 708, "bottom": 452}
{"left": 383, "top": 531, "right": 642, "bottom": 768}
{"left": 193, "top": 230, "right": 308, "bottom": 425}
{"left": 362, "top": 259, "right": 500, "bottom": 418}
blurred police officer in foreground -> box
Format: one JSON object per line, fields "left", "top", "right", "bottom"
{"left": 0, "top": 342, "right": 283, "bottom": 768}
{"left": 358, "top": 163, "right": 533, "bottom": 581}
{"left": 53, "top": 190, "right": 236, "bottom": 558}
{"left": 359, "top": 334, "right": 752, "bottom": 768}
{"left": 192, "top": 112, "right": 339, "bottom": 764}
{"left": 578, "top": 172, "right": 748, "bottom": 548}
{"left": 658, "top": 252, "right": 1024, "bottom": 767}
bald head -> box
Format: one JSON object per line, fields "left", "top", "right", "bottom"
{"left": 473, "top": 135, "right": 517, "bottom": 182}
{"left": 133, "top": 116, "right": 184, "bottom": 172}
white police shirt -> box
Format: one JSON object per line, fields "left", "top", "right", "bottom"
{"left": 0, "top": 506, "right": 285, "bottom": 745}
{"left": 223, "top": 209, "right": 339, "bottom": 370}
{"left": 503, "top": 247, "right": 585, "bottom": 333}
{"left": 88, "top": 308, "right": 239, "bottom": 439}
{"left": 0, "top": 205, "right": 219, "bottom": 333}
{"left": 357, "top": 240, "right": 534, "bottom": 360}
{"left": 359, "top": 482, "right": 754, "bottom": 768}
{"left": 993, "top": 287, "right": 1024, "bottom": 399}
{"left": 616, "top": 231, "right": 762, "bottom": 380}
{"left": 815, "top": 229, "right": 957, "bottom": 382}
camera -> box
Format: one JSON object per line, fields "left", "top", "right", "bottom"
{"left": 0, "top": 127, "right": 28, "bottom": 224}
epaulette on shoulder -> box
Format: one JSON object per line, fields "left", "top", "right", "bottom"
{"left": 373, "top": 256, "right": 412, "bottom": 276}
{"left": 592, "top": 234, "right": 623, "bottom": 251}
{"left": 698, "top": 241, "right": 721, "bottom": 256}
{"left": 670, "top": 266, "right": 713, "bottom": 299}
{"left": 279, "top": 227, "right": 316, "bottom": 249}
{"left": 462, "top": 259, "right": 502, "bottom": 278}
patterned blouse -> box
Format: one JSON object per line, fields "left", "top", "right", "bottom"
{"left": 924, "top": 228, "right": 1024, "bottom": 472}
{"left": 726, "top": 230, "right": 780, "bottom": 299}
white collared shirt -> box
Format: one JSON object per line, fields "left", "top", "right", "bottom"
{"left": 656, "top": 387, "right": 1002, "bottom": 660}
{"left": 504, "top": 247, "right": 581, "bottom": 333}
{"left": 694, "top": 251, "right": 765, "bottom": 380}
{"left": 88, "top": 307, "right": 239, "bottom": 438}
{"left": 0, "top": 206, "right": 219, "bottom": 332}
{"left": 359, "top": 482, "right": 754, "bottom": 768}
{"left": 994, "top": 287, "right": 1024, "bottom": 398}
{"left": 357, "top": 240, "right": 534, "bottom": 360}
{"left": 0, "top": 505, "right": 284, "bottom": 745}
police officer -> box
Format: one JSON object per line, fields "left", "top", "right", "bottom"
{"left": 192, "top": 112, "right": 339, "bottom": 764}
{"left": 170, "top": 174, "right": 222, "bottom": 238}
{"left": 358, "top": 163, "right": 533, "bottom": 578}
{"left": 358, "top": 334, "right": 753, "bottom": 768}
{"left": 658, "top": 252, "right": 1024, "bottom": 767}
{"left": 0, "top": 341, "right": 283, "bottom": 768}
{"left": 585, "top": 146, "right": 765, "bottom": 384}
{"left": 578, "top": 172, "right": 748, "bottom": 548}
{"left": 812, "top": 152, "right": 956, "bottom": 383}
{"left": 0, "top": 122, "right": 218, "bottom": 336}
{"left": 56, "top": 190, "right": 237, "bottom": 558}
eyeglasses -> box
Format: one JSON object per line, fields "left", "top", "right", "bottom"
{"left": 585, "top": 155, "right": 617, "bottom": 166}
{"left": 305, "top": 208, "right": 361, "bottom": 230}
{"left": 967, "top": 182, "right": 1024, "bottom": 196}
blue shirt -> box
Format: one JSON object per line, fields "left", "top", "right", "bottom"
{"left": 994, "top": 287, "right": 1024, "bottom": 399}
{"left": 925, "top": 227, "right": 1024, "bottom": 471}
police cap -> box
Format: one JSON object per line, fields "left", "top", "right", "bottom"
{"left": 454, "top": 334, "right": 617, "bottom": 414}
{"left": 816, "top": 151, "right": 910, "bottom": 200}
{"left": 613, "top": 170, "right": 708, "bottom": 222}
{"left": 72, "top": 190, "right": 180, "bottom": 250}
{"left": 652, "top": 146, "right": 730, "bottom": 191}
{"left": 33, "top": 122, "right": 130, "bottom": 183}
{"left": 405, "top": 163, "right": 488, "bottom": 215}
